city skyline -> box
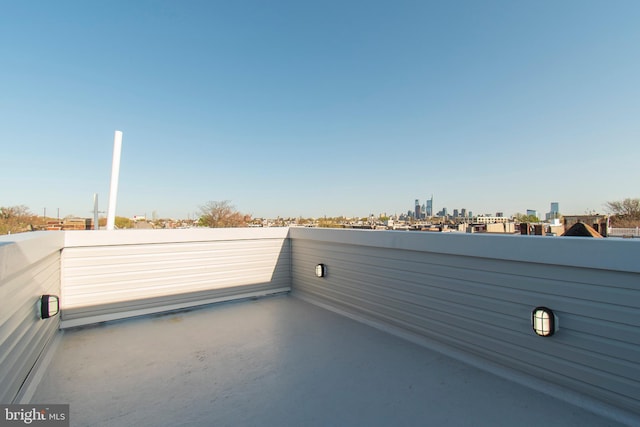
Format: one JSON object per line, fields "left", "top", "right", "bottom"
{"left": 2, "top": 2, "right": 639, "bottom": 219}
{"left": 28, "top": 197, "right": 571, "bottom": 222}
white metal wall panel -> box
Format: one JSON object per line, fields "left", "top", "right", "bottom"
{"left": 289, "top": 228, "right": 640, "bottom": 415}
{"left": 61, "top": 230, "right": 290, "bottom": 325}
{"left": 0, "top": 232, "right": 63, "bottom": 403}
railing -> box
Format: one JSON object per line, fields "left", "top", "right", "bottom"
{"left": 609, "top": 227, "right": 640, "bottom": 238}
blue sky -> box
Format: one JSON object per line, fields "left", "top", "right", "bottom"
{"left": 2, "top": 1, "right": 639, "bottom": 219}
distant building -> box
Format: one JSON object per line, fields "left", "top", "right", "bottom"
{"left": 562, "top": 222, "right": 603, "bottom": 238}
{"left": 485, "top": 222, "right": 516, "bottom": 233}
{"left": 526, "top": 209, "right": 539, "bottom": 219}
{"left": 414, "top": 199, "right": 421, "bottom": 219}
{"left": 426, "top": 196, "right": 433, "bottom": 217}
{"left": 474, "top": 216, "right": 511, "bottom": 224}
{"left": 563, "top": 215, "right": 608, "bottom": 237}
{"left": 461, "top": 208, "right": 467, "bottom": 218}
{"left": 133, "top": 221, "right": 154, "bottom": 229}
{"left": 496, "top": 212, "right": 504, "bottom": 218}
{"left": 453, "top": 209, "right": 459, "bottom": 218}
{"left": 46, "top": 217, "right": 92, "bottom": 231}
{"left": 545, "top": 202, "right": 560, "bottom": 221}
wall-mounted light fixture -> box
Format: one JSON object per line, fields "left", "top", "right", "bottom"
{"left": 41, "top": 295, "right": 60, "bottom": 319}
{"left": 315, "top": 263, "right": 327, "bottom": 278}
{"left": 532, "top": 307, "right": 557, "bottom": 337}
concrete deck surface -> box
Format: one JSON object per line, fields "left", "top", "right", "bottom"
{"left": 32, "top": 295, "right": 625, "bottom": 426}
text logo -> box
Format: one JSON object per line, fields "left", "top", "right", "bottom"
{"left": 0, "top": 405, "right": 68, "bottom": 427}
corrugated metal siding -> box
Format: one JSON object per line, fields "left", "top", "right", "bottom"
{"left": 0, "top": 233, "right": 62, "bottom": 403}
{"left": 61, "top": 235, "right": 291, "bottom": 325}
{"left": 289, "top": 228, "right": 640, "bottom": 415}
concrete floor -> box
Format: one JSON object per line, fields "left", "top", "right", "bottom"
{"left": 32, "top": 295, "right": 625, "bottom": 427}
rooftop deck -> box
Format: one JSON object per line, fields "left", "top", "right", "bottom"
{"left": 2, "top": 228, "right": 639, "bottom": 426}
{"left": 31, "top": 295, "right": 623, "bottom": 426}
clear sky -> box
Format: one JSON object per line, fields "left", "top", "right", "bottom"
{"left": 2, "top": 1, "right": 639, "bottom": 220}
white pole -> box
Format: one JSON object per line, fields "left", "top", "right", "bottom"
{"left": 106, "top": 130, "right": 123, "bottom": 231}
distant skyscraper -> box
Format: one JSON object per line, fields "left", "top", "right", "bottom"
{"left": 426, "top": 195, "right": 433, "bottom": 217}
{"left": 526, "top": 209, "right": 539, "bottom": 219}
{"left": 453, "top": 209, "right": 459, "bottom": 218}
{"left": 415, "top": 199, "right": 421, "bottom": 219}
{"left": 461, "top": 208, "right": 467, "bottom": 218}
{"left": 546, "top": 202, "right": 560, "bottom": 220}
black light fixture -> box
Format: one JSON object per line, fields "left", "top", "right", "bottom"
{"left": 532, "top": 307, "right": 557, "bottom": 337}
{"left": 41, "top": 295, "right": 60, "bottom": 319}
{"left": 315, "top": 263, "right": 327, "bottom": 278}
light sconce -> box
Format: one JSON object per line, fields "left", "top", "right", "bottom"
{"left": 315, "top": 263, "right": 327, "bottom": 278}
{"left": 532, "top": 307, "right": 557, "bottom": 337}
{"left": 41, "top": 295, "right": 60, "bottom": 319}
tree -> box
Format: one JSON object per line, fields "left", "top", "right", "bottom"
{"left": 514, "top": 213, "right": 540, "bottom": 223}
{"left": 198, "top": 200, "right": 251, "bottom": 228}
{"left": 606, "top": 198, "right": 640, "bottom": 227}
{"left": 115, "top": 216, "right": 133, "bottom": 229}
{"left": 606, "top": 198, "right": 640, "bottom": 218}
{"left": 0, "top": 205, "right": 37, "bottom": 234}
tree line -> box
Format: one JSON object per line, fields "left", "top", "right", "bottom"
{"left": 606, "top": 198, "right": 640, "bottom": 227}
{"left": 0, "top": 205, "right": 39, "bottom": 234}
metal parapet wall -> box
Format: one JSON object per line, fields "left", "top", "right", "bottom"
{"left": 3, "top": 227, "right": 639, "bottom": 421}
{"left": 289, "top": 227, "right": 640, "bottom": 417}
{"left": 0, "top": 232, "right": 64, "bottom": 403}
{"left": 61, "top": 228, "right": 291, "bottom": 328}
{"left": 1, "top": 229, "right": 292, "bottom": 402}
